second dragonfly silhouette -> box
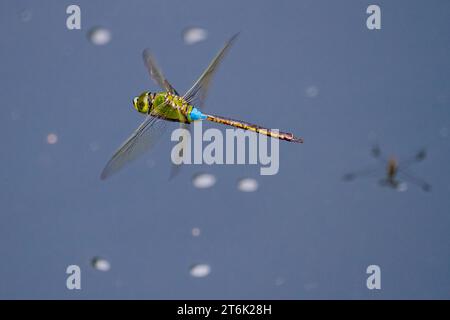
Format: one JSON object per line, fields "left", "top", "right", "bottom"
{"left": 343, "top": 144, "right": 431, "bottom": 192}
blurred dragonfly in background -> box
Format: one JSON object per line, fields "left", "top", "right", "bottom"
{"left": 343, "top": 145, "right": 431, "bottom": 192}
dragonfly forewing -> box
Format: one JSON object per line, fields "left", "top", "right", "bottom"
{"left": 183, "top": 33, "right": 239, "bottom": 109}
{"left": 143, "top": 49, "right": 179, "bottom": 95}
{"left": 100, "top": 115, "right": 168, "bottom": 180}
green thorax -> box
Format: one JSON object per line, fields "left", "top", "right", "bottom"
{"left": 150, "top": 92, "right": 194, "bottom": 123}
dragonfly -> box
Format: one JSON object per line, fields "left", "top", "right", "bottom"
{"left": 342, "top": 144, "right": 431, "bottom": 192}
{"left": 100, "top": 33, "right": 303, "bottom": 180}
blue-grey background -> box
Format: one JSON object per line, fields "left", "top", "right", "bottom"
{"left": 0, "top": 0, "right": 449, "bottom": 299}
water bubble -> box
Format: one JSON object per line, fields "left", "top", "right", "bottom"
{"left": 190, "top": 264, "right": 211, "bottom": 278}
{"left": 305, "top": 85, "right": 319, "bottom": 98}
{"left": 19, "top": 9, "right": 32, "bottom": 23}
{"left": 183, "top": 27, "right": 208, "bottom": 45}
{"left": 91, "top": 257, "right": 111, "bottom": 272}
{"left": 88, "top": 27, "right": 112, "bottom": 46}
{"left": 192, "top": 173, "right": 216, "bottom": 189}
{"left": 46, "top": 133, "right": 58, "bottom": 145}
{"left": 237, "top": 178, "right": 259, "bottom": 192}
{"left": 192, "top": 227, "right": 201, "bottom": 237}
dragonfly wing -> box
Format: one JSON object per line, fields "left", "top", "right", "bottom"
{"left": 342, "top": 164, "right": 383, "bottom": 181}
{"left": 143, "top": 49, "right": 179, "bottom": 95}
{"left": 183, "top": 33, "right": 239, "bottom": 109}
{"left": 398, "top": 167, "right": 431, "bottom": 192}
{"left": 398, "top": 148, "right": 427, "bottom": 170}
{"left": 100, "top": 115, "right": 168, "bottom": 180}
{"left": 370, "top": 144, "right": 389, "bottom": 163}
{"left": 169, "top": 122, "right": 191, "bottom": 180}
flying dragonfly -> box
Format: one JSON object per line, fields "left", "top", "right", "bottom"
{"left": 101, "top": 33, "right": 303, "bottom": 180}
{"left": 342, "top": 145, "right": 431, "bottom": 192}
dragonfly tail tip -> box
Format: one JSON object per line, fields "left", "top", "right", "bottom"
{"left": 292, "top": 136, "right": 304, "bottom": 143}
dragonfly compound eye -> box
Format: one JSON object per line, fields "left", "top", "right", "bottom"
{"left": 133, "top": 97, "right": 139, "bottom": 110}
{"left": 133, "top": 94, "right": 150, "bottom": 114}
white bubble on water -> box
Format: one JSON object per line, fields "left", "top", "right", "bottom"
{"left": 190, "top": 264, "right": 211, "bottom": 278}
{"left": 46, "top": 133, "right": 58, "bottom": 145}
{"left": 92, "top": 257, "right": 111, "bottom": 272}
{"left": 192, "top": 227, "right": 201, "bottom": 237}
{"left": 237, "top": 178, "right": 259, "bottom": 192}
{"left": 192, "top": 173, "right": 216, "bottom": 189}
{"left": 183, "top": 27, "right": 208, "bottom": 45}
{"left": 88, "top": 27, "right": 112, "bottom": 46}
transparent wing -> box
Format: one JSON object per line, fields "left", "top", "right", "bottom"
{"left": 371, "top": 144, "right": 389, "bottom": 163}
{"left": 143, "top": 49, "right": 179, "bottom": 95}
{"left": 183, "top": 33, "right": 239, "bottom": 109}
{"left": 398, "top": 148, "right": 427, "bottom": 170}
{"left": 342, "top": 164, "right": 383, "bottom": 181}
{"left": 169, "top": 122, "right": 191, "bottom": 180}
{"left": 343, "top": 145, "right": 389, "bottom": 181}
{"left": 398, "top": 168, "right": 431, "bottom": 192}
{"left": 100, "top": 115, "right": 168, "bottom": 180}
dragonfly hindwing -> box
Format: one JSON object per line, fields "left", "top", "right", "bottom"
{"left": 183, "top": 33, "right": 239, "bottom": 109}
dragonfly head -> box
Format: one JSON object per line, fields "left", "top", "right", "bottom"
{"left": 133, "top": 91, "right": 152, "bottom": 114}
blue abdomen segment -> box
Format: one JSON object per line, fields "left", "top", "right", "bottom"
{"left": 189, "top": 107, "right": 207, "bottom": 121}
